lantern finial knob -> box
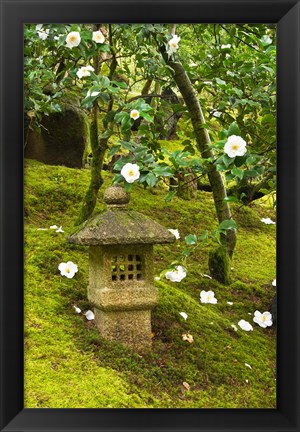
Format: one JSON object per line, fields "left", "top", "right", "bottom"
{"left": 103, "top": 185, "right": 130, "bottom": 208}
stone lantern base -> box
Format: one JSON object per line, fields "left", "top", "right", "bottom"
{"left": 94, "top": 308, "right": 152, "bottom": 352}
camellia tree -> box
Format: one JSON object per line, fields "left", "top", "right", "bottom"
{"left": 24, "top": 22, "right": 276, "bottom": 284}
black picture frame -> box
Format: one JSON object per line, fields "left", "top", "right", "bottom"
{"left": 1, "top": 0, "right": 299, "bottom": 431}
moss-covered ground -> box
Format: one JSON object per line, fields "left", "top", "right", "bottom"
{"left": 24, "top": 158, "right": 276, "bottom": 408}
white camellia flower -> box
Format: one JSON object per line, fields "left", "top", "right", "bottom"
{"left": 167, "top": 34, "right": 180, "bottom": 56}
{"left": 238, "top": 319, "right": 253, "bottom": 331}
{"left": 85, "top": 310, "right": 95, "bottom": 320}
{"left": 224, "top": 135, "right": 247, "bottom": 158}
{"left": 73, "top": 306, "right": 81, "bottom": 314}
{"left": 66, "top": 31, "right": 81, "bottom": 48}
{"left": 36, "top": 24, "right": 49, "bottom": 40}
{"left": 182, "top": 333, "right": 193, "bottom": 343}
{"left": 168, "top": 229, "right": 180, "bottom": 239}
{"left": 261, "top": 217, "right": 276, "bottom": 225}
{"left": 179, "top": 312, "right": 188, "bottom": 320}
{"left": 200, "top": 290, "right": 218, "bottom": 304}
{"left": 165, "top": 266, "right": 186, "bottom": 282}
{"left": 130, "top": 109, "right": 140, "bottom": 120}
{"left": 55, "top": 226, "right": 64, "bottom": 233}
{"left": 272, "top": 279, "right": 276, "bottom": 287}
{"left": 58, "top": 261, "right": 78, "bottom": 279}
{"left": 120, "top": 163, "right": 140, "bottom": 183}
{"left": 92, "top": 30, "right": 105, "bottom": 44}
{"left": 221, "top": 44, "right": 231, "bottom": 49}
{"left": 76, "top": 65, "right": 94, "bottom": 79}
{"left": 253, "top": 310, "right": 273, "bottom": 328}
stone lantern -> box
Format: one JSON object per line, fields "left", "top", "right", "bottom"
{"left": 68, "top": 185, "right": 175, "bottom": 352}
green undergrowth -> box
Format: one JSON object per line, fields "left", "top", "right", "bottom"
{"left": 24, "top": 158, "right": 276, "bottom": 408}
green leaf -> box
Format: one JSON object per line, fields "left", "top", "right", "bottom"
{"left": 218, "top": 219, "right": 237, "bottom": 231}
{"left": 215, "top": 78, "right": 226, "bottom": 86}
{"left": 231, "top": 167, "right": 244, "bottom": 180}
{"left": 140, "top": 112, "right": 153, "bottom": 123}
{"left": 152, "top": 165, "right": 173, "bottom": 177}
{"left": 124, "top": 182, "right": 133, "bottom": 192}
{"left": 224, "top": 195, "right": 239, "bottom": 203}
{"left": 227, "top": 122, "right": 241, "bottom": 136}
{"left": 185, "top": 234, "right": 197, "bottom": 245}
{"left": 164, "top": 191, "right": 177, "bottom": 202}
{"left": 261, "top": 114, "right": 276, "bottom": 125}
{"left": 108, "top": 145, "right": 121, "bottom": 157}
{"left": 145, "top": 172, "right": 158, "bottom": 187}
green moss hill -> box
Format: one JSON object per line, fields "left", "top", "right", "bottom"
{"left": 24, "top": 158, "right": 276, "bottom": 408}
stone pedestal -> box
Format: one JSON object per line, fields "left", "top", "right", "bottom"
{"left": 94, "top": 309, "right": 152, "bottom": 352}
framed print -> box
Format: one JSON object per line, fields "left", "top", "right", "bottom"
{"left": 0, "top": 0, "right": 300, "bottom": 431}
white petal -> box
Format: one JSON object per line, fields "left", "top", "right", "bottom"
{"left": 85, "top": 310, "right": 95, "bottom": 320}
{"left": 227, "top": 301, "right": 233, "bottom": 305}
{"left": 50, "top": 225, "right": 58, "bottom": 229}
{"left": 73, "top": 306, "right": 81, "bottom": 313}
{"left": 179, "top": 312, "right": 188, "bottom": 320}
{"left": 245, "top": 363, "right": 252, "bottom": 369}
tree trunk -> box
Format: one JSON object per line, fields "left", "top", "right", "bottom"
{"left": 158, "top": 28, "right": 236, "bottom": 284}
{"left": 75, "top": 25, "right": 109, "bottom": 226}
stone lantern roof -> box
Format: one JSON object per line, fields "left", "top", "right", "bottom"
{"left": 68, "top": 185, "right": 176, "bottom": 246}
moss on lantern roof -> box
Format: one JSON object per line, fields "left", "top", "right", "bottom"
{"left": 68, "top": 186, "right": 176, "bottom": 246}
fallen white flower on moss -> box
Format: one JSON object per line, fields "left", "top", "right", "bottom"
{"left": 182, "top": 333, "right": 193, "bottom": 343}
{"left": 168, "top": 229, "right": 180, "bottom": 239}
{"left": 253, "top": 311, "right": 273, "bottom": 328}
{"left": 200, "top": 290, "right": 218, "bottom": 304}
{"left": 85, "top": 310, "right": 95, "bottom": 320}
{"left": 272, "top": 279, "right": 276, "bottom": 287}
{"left": 165, "top": 266, "right": 186, "bottom": 282}
{"left": 238, "top": 320, "right": 253, "bottom": 331}
{"left": 58, "top": 261, "right": 78, "bottom": 279}
{"left": 261, "top": 217, "right": 276, "bottom": 225}
{"left": 179, "top": 312, "right": 188, "bottom": 320}
{"left": 202, "top": 274, "right": 212, "bottom": 279}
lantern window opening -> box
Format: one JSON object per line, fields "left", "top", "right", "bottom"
{"left": 111, "top": 254, "right": 143, "bottom": 282}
